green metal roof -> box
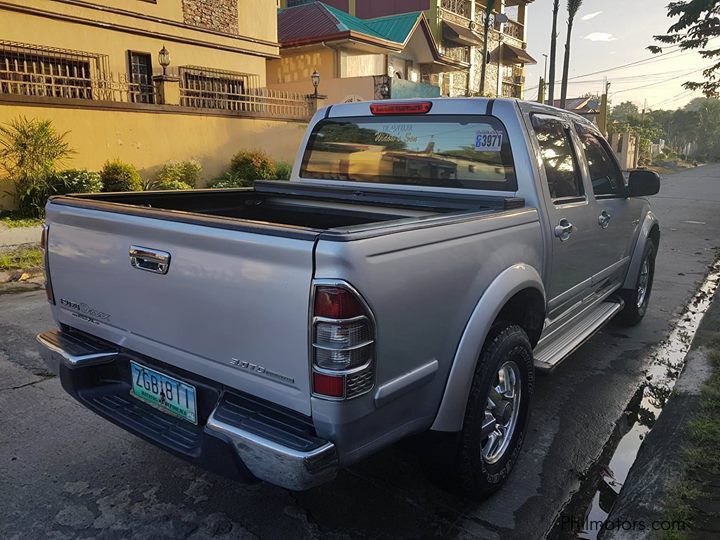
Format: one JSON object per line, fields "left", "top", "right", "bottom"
{"left": 363, "top": 11, "right": 424, "bottom": 44}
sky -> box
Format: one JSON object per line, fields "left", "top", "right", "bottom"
{"left": 522, "top": 0, "right": 711, "bottom": 111}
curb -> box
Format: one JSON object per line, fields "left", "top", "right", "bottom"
{"left": 601, "top": 294, "right": 720, "bottom": 539}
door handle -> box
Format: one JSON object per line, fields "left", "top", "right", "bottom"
{"left": 554, "top": 219, "right": 574, "bottom": 242}
{"left": 129, "top": 246, "right": 171, "bottom": 274}
{"left": 598, "top": 210, "right": 612, "bottom": 229}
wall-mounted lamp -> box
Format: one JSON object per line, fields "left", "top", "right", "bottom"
{"left": 158, "top": 46, "right": 171, "bottom": 76}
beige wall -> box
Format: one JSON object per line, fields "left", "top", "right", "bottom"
{"left": 341, "top": 51, "right": 386, "bottom": 78}
{"left": 0, "top": 103, "right": 307, "bottom": 210}
{"left": 268, "top": 76, "right": 375, "bottom": 105}
{"left": 267, "top": 48, "right": 337, "bottom": 85}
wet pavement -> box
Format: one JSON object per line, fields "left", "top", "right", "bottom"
{"left": 2, "top": 164, "right": 720, "bottom": 539}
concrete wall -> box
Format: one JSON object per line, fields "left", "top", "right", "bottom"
{"left": 267, "top": 48, "right": 338, "bottom": 85}
{"left": 268, "top": 76, "right": 375, "bottom": 104}
{"left": 0, "top": 102, "right": 307, "bottom": 210}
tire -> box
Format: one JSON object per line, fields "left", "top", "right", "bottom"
{"left": 616, "top": 239, "right": 657, "bottom": 326}
{"left": 452, "top": 322, "right": 535, "bottom": 498}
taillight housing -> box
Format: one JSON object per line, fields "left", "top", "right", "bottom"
{"left": 40, "top": 224, "right": 55, "bottom": 304}
{"left": 311, "top": 282, "right": 375, "bottom": 399}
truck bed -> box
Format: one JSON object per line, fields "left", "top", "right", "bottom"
{"left": 54, "top": 181, "right": 524, "bottom": 236}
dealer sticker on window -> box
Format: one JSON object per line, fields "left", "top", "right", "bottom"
{"left": 475, "top": 130, "right": 503, "bottom": 152}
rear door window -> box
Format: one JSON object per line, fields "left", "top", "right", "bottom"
{"left": 531, "top": 114, "right": 584, "bottom": 202}
{"left": 300, "top": 115, "right": 517, "bottom": 191}
{"left": 574, "top": 122, "right": 626, "bottom": 197}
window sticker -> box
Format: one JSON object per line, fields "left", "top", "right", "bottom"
{"left": 475, "top": 129, "right": 503, "bottom": 152}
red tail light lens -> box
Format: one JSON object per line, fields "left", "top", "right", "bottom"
{"left": 314, "top": 287, "right": 365, "bottom": 319}
{"left": 370, "top": 101, "right": 432, "bottom": 115}
{"left": 311, "top": 283, "right": 375, "bottom": 399}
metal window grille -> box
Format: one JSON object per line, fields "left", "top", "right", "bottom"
{"left": 0, "top": 40, "right": 108, "bottom": 100}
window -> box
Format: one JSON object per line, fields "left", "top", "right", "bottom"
{"left": 0, "top": 41, "right": 96, "bottom": 99}
{"left": 300, "top": 115, "right": 517, "bottom": 191}
{"left": 127, "top": 51, "right": 154, "bottom": 104}
{"left": 532, "top": 115, "right": 584, "bottom": 201}
{"left": 575, "top": 123, "right": 626, "bottom": 197}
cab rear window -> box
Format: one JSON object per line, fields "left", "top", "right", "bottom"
{"left": 300, "top": 115, "right": 517, "bottom": 191}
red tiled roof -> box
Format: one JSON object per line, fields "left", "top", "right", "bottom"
{"left": 278, "top": 3, "right": 344, "bottom": 44}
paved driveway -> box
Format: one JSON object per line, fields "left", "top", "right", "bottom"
{"left": 1, "top": 165, "right": 719, "bottom": 539}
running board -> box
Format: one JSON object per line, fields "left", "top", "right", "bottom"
{"left": 534, "top": 300, "right": 624, "bottom": 371}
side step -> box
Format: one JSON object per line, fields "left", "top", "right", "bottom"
{"left": 534, "top": 300, "right": 624, "bottom": 371}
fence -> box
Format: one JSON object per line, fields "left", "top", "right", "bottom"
{"left": 179, "top": 66, "right": 310, "bottom": 119}
{"left": 0, "top": 41, "right": 310, "bottom": 119}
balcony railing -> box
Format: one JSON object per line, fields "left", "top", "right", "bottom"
{"left": 441, "top": 0, "right": 471, "bottom": 19}
{"left": 440, "top": 45, "right": 471, "bottom": 64}
{"left": 501, "top": 81, "right": 521, "bottom": 98}
{"left": 179, "top": 66, "right": 309, "bottom": 119}
{"left": 503, "top": 19, "right": 524, "bottom": 41}
{"left": 0, "top": 42, "right": 311, "bottom": 120}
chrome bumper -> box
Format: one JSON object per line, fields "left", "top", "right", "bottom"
{"left": 36, "top": 329, "right": 338, "bottom": 490}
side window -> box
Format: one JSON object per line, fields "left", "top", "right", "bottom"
{"left": 575, "top": 123, "right": 626, "bottom": 197}
{"left": 531, "top": 115, "right": 584, "bottom": 201}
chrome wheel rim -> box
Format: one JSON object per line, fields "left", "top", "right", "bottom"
{"left": 481, "top": 361, "right": 522, "bottom": 465}
{"left": 637, "top": 258, "right": 650, "bottom": 309}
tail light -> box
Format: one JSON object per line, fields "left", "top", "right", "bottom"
{"left": 40, "top": 224, "right": 55, "bottom": 304}
{"left": 311, "top": 282, "right": 375, "bottom": 399}
{"left": 370, "top": 101, "right": 432, "bottom": 115}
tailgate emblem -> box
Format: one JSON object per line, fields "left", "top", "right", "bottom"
{"left": 230, "top": 358, "right": 295, "bottom": 385}
{"left": 129, "top": 246, "right": 171, "bottom": 275}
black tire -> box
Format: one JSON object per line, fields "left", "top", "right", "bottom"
{"left": 616, "top": 239, "right": 657, "bottom": 326}
{"left": 452, "top": 322, "right": 534, "bottom": 498}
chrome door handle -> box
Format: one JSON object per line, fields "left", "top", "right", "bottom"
{"left": 129, "top": 246, "right": 171, "bottom": 274}
{"left": 598, "top": 210, "right": 612, "bottom": 229}
{"left": 554, "top": 219, "right": 574, "bottom": 242}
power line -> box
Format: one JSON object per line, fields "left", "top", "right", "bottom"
{"left": 649, "top": 90, "right": 695, "bottom": 109}
{"left": 566, "top": 48, "right": 688, "bottom": 81}
{"left": 610, "top": 68, "right": 705, "bottom": 96}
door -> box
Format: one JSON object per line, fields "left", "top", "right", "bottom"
{"left": 574, "top": 122, "right": 641, "bottom": 283}
{"left": 530, "top": 114, "right": 604, "bottom": 314}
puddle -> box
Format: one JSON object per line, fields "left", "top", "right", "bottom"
{"left": 548, "top": 259, "right": 720, "bottom": 539}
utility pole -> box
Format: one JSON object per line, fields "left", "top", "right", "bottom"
{"left": 479, "top": 0, "right": 496, "bottom": 96}
{"left": 547, "top": 0, "right": 560, "bottom": 104}
{"left": 538, "top": 77, "right": 546, "bottom": 104}
{"left": 598, "top": 79, "right": 610, "bottom": 135}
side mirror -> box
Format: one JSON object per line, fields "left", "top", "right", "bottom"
{"left": 627, "top": 169, "right": 660, "bottom": 197}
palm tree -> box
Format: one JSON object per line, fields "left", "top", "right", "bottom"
{"left": 547, "top": 0, "right": 560, "bottom": 104}
{"left": 560, "top": 0, "right": 583, "bottom": 109}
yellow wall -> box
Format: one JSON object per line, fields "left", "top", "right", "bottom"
{"left": 268, "top": 75, "right": 375, "bottom": 104}
{"left": 0, "top": 103, "right": 307, "bottom": 210}
{"left": 267, "top": 48, "right": 337, "bottom": 85}
{"left": 2, "top": 0, "right": 278, "bottom": 83}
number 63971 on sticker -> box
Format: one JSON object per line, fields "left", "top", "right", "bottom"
{"left": 475, "top": 130, "right": 503, "bottom": 152}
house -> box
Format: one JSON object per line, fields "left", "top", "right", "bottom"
{"left": 0, "top": 0, "right": 311, "bottom": 209}
{"left": 266, "top": 2, "right": 468, "bottom": 103}
{"left": 552, "top": 97, "right": 601, "bottom": 122}
{"left": 277, "top": 0, "right": 537, "bottom": 98}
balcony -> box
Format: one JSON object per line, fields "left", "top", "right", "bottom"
{"left": 439, "top": 44, "right": 471, "bottom": 64}
{"left": 440, "top": 0, "right": 471, "bottom": 19}
{"left": 0, "top": 41, "right": 311, "bottom": 120}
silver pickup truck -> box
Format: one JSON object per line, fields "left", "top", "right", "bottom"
{"left": 37, "top": 98, "right": 660, "bottom": 497}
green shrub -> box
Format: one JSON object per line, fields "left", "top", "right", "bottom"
{"left": 152, "top": 179, "right": 193, "bottom": 191}
{"left": 208, "top": 171, "right": 249, "bottom": 189}
{"left": 101, "top": 160, "right": 142, "bottom": 192}
{"left": 155, "top": 159, "right": 201, "bottom": 188}
{"left": 274, "top": 160, "right": 292, "bottom": 180}
{"left": 0, "top": 117, "right": 73, "bottom": 217}
{"left": 51, "top": 169, "right": 103, "bottom": 195}
{"left": 229, "top": 150, "right": 275, "bottom": 184}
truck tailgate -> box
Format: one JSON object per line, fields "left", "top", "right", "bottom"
{"left": 46, "top": 203, "right": 317, "bottom": 416}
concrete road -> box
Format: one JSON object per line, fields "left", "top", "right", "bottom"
{"left": 1, "top": 165, "right": 719, "bottom": 539}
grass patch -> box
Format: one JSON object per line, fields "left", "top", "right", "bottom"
{"left": 0, "top": 212, "right": 43, "bottom": 229}
{"left": 663, "top": 331, "right": 720, "bottom": 538}
{"left": 0, "top": 246, "right": 43, "bottom": 271}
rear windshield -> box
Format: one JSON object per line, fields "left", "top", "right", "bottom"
{"left": 300, "top": 115, "right": 517, "bottom": 191}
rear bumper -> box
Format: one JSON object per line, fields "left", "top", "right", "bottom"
{"left": 37, "top": 328, "right": 338, "bottom": 490}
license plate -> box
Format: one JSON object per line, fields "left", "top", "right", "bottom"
{"left": 130, "top": 361, "right": 198, "bottom": 424}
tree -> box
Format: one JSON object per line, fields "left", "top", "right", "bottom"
{"left": 611, "top": 101, "right": 640, "bottom": 122}
{"left": 547, "top": 0, "right": 560, "bottom": 104}
{"left": 560, "top": 0, "right": 583, "bottom": 109}
{"left": 650, "top": 1, "right": 720, "bottom": 96}
{"left": 479, "top": 0, "right": 497, "bottom": 95}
